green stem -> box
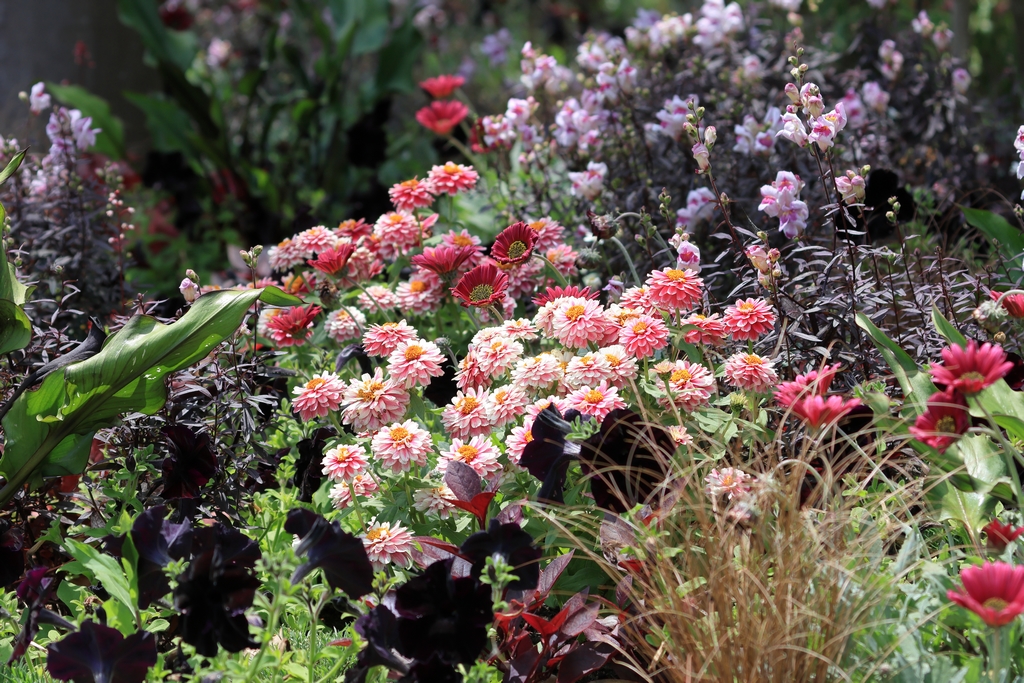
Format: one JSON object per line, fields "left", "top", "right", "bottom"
{"left": 535, "top": 255, "right": 568, "bottom": 288}
{"left": 609, "top": 236, "right": 642, "bottom": 286}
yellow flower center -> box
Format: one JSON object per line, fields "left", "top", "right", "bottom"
{"left": 458, "top": 396, "right": 480, "bottom": 414}
{"left": 357, "top": 382, "right": 384, "bottom": 401}
{"left": 457, "top": 445, "right": 479, "bottom": 462}
{"left": 409, "top": 280, "right": 428, "bottom": 293}
{"left": 278, "top": 238, "right": 292, "bottom": 248}
{"left": 400, "top": 179, "right": 419, "bottom": 189}
{"left": 524, "top": 431, "right": 533, "bottom": 443}
{"left": 744, "top": 354, "right": 763, "bottom": 365}
{"left": 453, "top": 235, "right": 474, "bottom": 247}
{"left": 382, "top": 322, "right": 398, "bottom": 329}
{"left": 632, "top": 321, "right": 649, "bottom": 334}
{"left": 506, "top": 240, "right": 528, "bottom": 260}
{"left": 671, "top": 368, "right": 692, "bottom": 383}
{"left": 738, "top": 301, "right": 755, "bottom": 312}
{"left": 390, "top": 426, "right": 411, "bottom": 443}
{"left": 404, "top": 345, "right": 424, "bottom": 360}
{"left": 605, "top": 354, "right": 622, "bottom": 367}
{"left": 665, "top": 269, "right": 687, "bottom": 281}
{"left": 584, "top": 389, "right": 605, "bottom": 403}
{"left": 494, "top": 390, "right": 509, "bottom": 404}
{"left": 565, "top": 304, "right": 586, "bottom": 321}
{"left": 470, "top": 284, "right": 494, "bottom": 302}
{"left": 935, "top": 416, "right": 957, "bottom": 433}
{"left": 365, "top": 527, "right": 386, "bottom": 542}
{"left": 443, "top": 161, "right": 460, "bottom": 173}
{"left": 984, "top": 597, "right": 1009, "bottom": 610}
{"left": 306, "top": 378, "right": 327, "bottom": 390}
{"left": 528, "top": 220, "right": 546, "bottom": 232}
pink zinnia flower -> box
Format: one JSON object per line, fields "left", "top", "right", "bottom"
{"left": 723, "top": 353, "right": 779, "bottom": 393}
{"left": 372, "top": 420, "right": 433, "bottom": 472}
{"left": 599, "top": 345, "right": 639, "bottom": 387}
{"left": 909, "top": 390, "right": 969, "bottom": 453}
{"left": 373, "top": 211, "right": 423, "bottom": 260}
{"left": 321, "top": 444, "right": 369, "bottom": 481}
{"left": 428, "top": 161, "right": 479, "bottom": 195}
{"left": 668, "top": 425, "right": 693, "bottom": 447}
{"left": 325, "top": 308, "right": 366, "bottom": 344}
{"left": 705, "top": 467, "right": 752, "bottom": 499}
{"left": 362, "top": 320, "right": 419, "bottom": 357}
{"left": 476, "top": 337, "right": 525, "bottom": 379}
{"left": 656, "top": 360, "right": 715, "bottom": 411}
{"left": 330, "top": 474, "right": 378, "bottom": 510}
{"left": 413, "top": 483, "right": 458, "bottom": 518}
{"left": 416, "top": 100, "right": 469, "bottom": 135}
{"left": 930, "top": 341, "right": 1013, "bottom": 395}
{"left": 723, "top": 298, "right": 776, "bottom": 341}
{"left": 293, "top": 225, "right": 337, "bottom": 256}
{"left": 511, "top": 354, "right": 564, "bottom": 392}
{"left": 551, "top": 297, "right": 610, "bottom": 350}
{"left": 502, "top": 318, "right": 539, "bottom": 340}
{"left": 565, "top": 353, "right": 613, "bottom": 389}
{"left": 389, "top": 177, "right": 436, "bottom": 211}
{"left": 681, "top": 313, "right": 728, "bottom": 346}
{"left": 356, "top": 285, "right": 399, "bottom": 312}
{"left": 618, "top": 314, "right": 669, "bottom": 359}
{"left": 645, "top": 268, "right": 703, "bottom": 312}
{"left": 387, "top": 338, "right": 446, "bottom": 388}
{"left": 268, "top": 238, "right": 306, "bottom": 270}
{"left": 506, "top": 422, "right": 534, "bottom": 464}
{"left": 362, "top": 521, "right": 415, "bottom": 570}
{"left": 947, "top": 561, "right": 1024, "bottom": 628}
{"left": 526, "top": 217, "right": 566, "bottom": 251}
{"left": 620, "top": 286, "right": 655, "bottom": 312}
{"left": 441, "top": 388, "right": 492, "bottom": 439}
{"left": 456, "top": 351, "right": 491, "bottom": 391}
{"left": 396, "top": 275, "right": 445, "bottom": 316}
{"left": 567, "top": 381, "right": 627, "bottom": 421}
{"left": 439, "top": 436, "right": 502, "bottom": 478}
{"left": 341, "top": 369, "right": 411, "bottom": 432}
{"left": 486, "top": 385, "right": 530, "bottom": 427}
{"left": 790, "top": 395, "right": 862, "bottom": 429}
{"left": 292, "top": 373, "right": 346, "bottom": 421}
{"left": 526, "top": 396, "right": 569, "bottom": 421}
{"left": 775, "top": 364, "right": 840, "bottom": 408}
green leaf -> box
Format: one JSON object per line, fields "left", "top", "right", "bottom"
{"left": 116, "top": 0, "right": 196, "bottom": 70}
{"left": 0, "top": 301, "right": 30, "bottom": 356}
{"left": 46, "top": 84, "right": 126, "bottom": 159}
{"left": 374, "top": 19, "right": 424, "bottom": 95}
{"left": 930, "top": 305, "right": 967, "bottom": 348}
{"left": 961, "top": 206, "right": 1024, "bottom": 273}
{"left": 64, "top": 539, "right": 135, "bottom": 613}
{"left": 0, "top": 149, "right": 27, "bottom": 187}
{"left": 855, "top": 312, "right": 936, "bottom": 415}
{"left": 0, "top": 287, "right": 300, "bottom": 504}
{"left": 125, "top": 92, "right": 195, "bottom": 156}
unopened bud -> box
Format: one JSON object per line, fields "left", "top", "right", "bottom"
{"left": 994, "top": 331, "right": 1007, "bottom": 344}
{"left": 179, "top": 278, "right": 199, "bottom": 303}
{"left": 704, "top": 126, "right": 717, "bottom": 149}
{"left": 185, "top": 269, "right": 199, "bottom": 281}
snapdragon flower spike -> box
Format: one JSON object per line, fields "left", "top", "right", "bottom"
{"left": 285, "top": 509, "right": 374, "bottom": 598}
{"left": 420, "top": 74, "right": 465, "bottom": 99}
{"left": 908, "top": 390, "right": 969, "bottom": 453}
{"left": 307, "top": 243, "right": 354, "bottom": 277}
{"left": 947, "top": 561, "right": 1024, "bottom": 628}
{"left": 411, "top": 245, "right": 476, "bottom": 283}
{"left": 490, "top": 221, "right": 537, "bottom": 267}
{"left": 984, "top": 520, "right": 1024, "bottom": 552}
{"left": 460, "top": 520, "right": 542, "bottom": 591}
{"left": 451, "top": 262, "right": 509, "bottom": 307}
{"left": 930, "top": 340, "right": 1013, "bottom": 395}
{"left": 46, "top": 621, "right": 157, "bottom": 683}
{"left": 416, "top": 100, "right": 469, "bottom": 135}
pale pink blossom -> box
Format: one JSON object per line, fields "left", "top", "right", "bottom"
{"left": 322, "top": 444, "right": 370, "bottom": 481}
{"left": 441, "top": 388, "right": 492, "bottom": 439}
{"left": 438, "top": 436, "right": 502, "bottom": 478}
{"left": 567, "top": 381, "right": 627, "bottom": 421}
{"left": 330, "top": 474, "right": 379, "bottom": 509}
{"left": 371, "top": 421, "right": 433, "bottom": 472}
{"left": 362, "top": 521, "right": 415, "bottom": 570}
{"left": 387, "top": 338, "right": 446, "bottom": 388}
{"left": 341, "top": 369, "right": 411, "bottom": 432}
{"left": 723, "top": 353, "right": 779, "bottom": 393}
{"left": 292, "top": 373, "right": 346, "bottom": 421}
{"left": 362, "top": 320, "right": 419, "bottom": 357}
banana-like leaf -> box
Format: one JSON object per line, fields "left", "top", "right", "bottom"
{"left": 855, "top": 312, "right": 937, "bottom": 416}
{"left": 961, "top": 206, "right": 1024, "bottom": 275}
{"left": 0, "top": 287, "right": 299, "bottom": 504}
{"left": 1, "top": 183, "right": 31, "bottom": 355}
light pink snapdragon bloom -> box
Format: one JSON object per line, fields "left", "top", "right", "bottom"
{"left": 29, "top": 82, "right": 50, "bottom": 115}
{"left": 759, "top": 171, "right": 809, "bottom": 238}
{"left": 862, "top": 81, "right": 890, "bottom": 113}
{"left": 952, "top": 68, "right": 971, "bottom": 95}
{"left": 776, "top": 111, "right": 808, "bottom": 147}
{"left": 1013, "top": 125, "right": 1024, "bottom": 181}
{"left": 835, "top": 171, "right": 866, "bottom": 204}
{"left": 568, "top": 161, "right": 608, "bottom": 201}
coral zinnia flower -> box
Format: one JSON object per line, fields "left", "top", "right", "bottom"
{"left": 909, "top": 390, "right": 969, "bottom": 452}
{"left": 451, "top": 262, "right": 509, "bottom": 308}
{"left": 790, "top": 395, "right": 862, "bottom": 429}
{"left": 265, "top": 305, "right": 321, "bottom": 347}
{"left": 427, "top": 161, "right": 479, "bottom": 195}
{"left": 991, "top": 290, "right": 1024, "bottom": 318}
{"left": 511, "top": 354, "right": 564, "bottom": 392}
{"left": 441, "top": 387, "right": 492, "bottom": 439}
{"left": 321, "top": 444, "right": 369, "bottom": 482}
{"left": 491, "top": 221, "right": 537, "bottom": 267}
{"left": 930, "top": 341, "right": 1013, "bottom": 395}
{"left": 947, "top": 561, "right": 1024, "bottom": 627}
{"left": 329, "top": 474, "right": 378, "bottom": 509}
{"left": 655, "top": 360, "right": 715, "bottom": 411}
{"left": 325, "top": 308, "right": 366, "bottom": 344}
{"left": 307, "top": 243, "right": 355, "bottom": 277}
{"left": 341, "top": 369, "right": 411, "bottom": 433}
{"left": 551, "top": 297, "right": 610, "bottom": 350}
{"left": 413, "top": 483, "right": 458, "bottom": 518}
{"left": 387, "top": 339, "right": 446, "bottom": 388}
{"left": 618, "top": 314, "right": 669, "bottom": 359}
{"left": 645, "top": 267, "right": 703, "bottom": 311}
{"left": 723, "top": 298, "right": 776, "bottom": 341}
{"left": 416, "top": 100, "right": 469, "bottom": 135}
{"left": 599, "top": 345, "right": 640, "bottom": 387}
{"left": 439, "top": 436, "right": 502, "bottom": 478}
{"left": 420, "top": 74, "right": 465, "bottom": 98}
{"left": 371, "top": 420, "right": 432, "bottom": 472}
{"left": 362, "top": 521, "right": 415, "bottom": 570}
{"left": 775, "top": 364, "right": 841, "bottom": 408}
{"left": 724, "top": 353, "right": 779, "bottom": 393}
{"left": 486, "top": 385, "right": 530, "bottom": 427}
{"left": 389, "top": 177, "right": 436, "bottom": 211}
{"left": 985, "top": 520, "right": 1024, "bottom": 552}
{"left": 411, "top": 246, "right": 477, "bottom": 283}
{"left": 292, "top": 373, "right": 346, "bottom": 421}
{"left": 681, "top": 313, "right": 728, "bottom": 346}
{"left": 566, "top": 381, "right": 627, "bottom": 421}
{"left": 362, "top": 320, "right": 419, "bottom": 357}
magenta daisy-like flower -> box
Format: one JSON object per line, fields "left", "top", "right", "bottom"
{"left": 292, "top": 373, "right": 346, "bottom": 422}
{"left": 340, "top": 369, "right": 411, "bottom": 432}
{"left": 410, "top": 246, "right": 476, "bottom": 283}
{"left": 551, "top": 297, "right": 610, "bottom": 350}
{"left": 371, "top": 420, "right": 433, "bottom": 472}
{"left": 362, "top": 521, "right": 415, "bottom": 571}
{"left": 723, "top": 353, "right": 779, "bottom": 393}
{"left": 909, "top": 390, "right": 970, "bottom": 453}
{"left": 774, "top": 364, "right": 840, "bottom": 408}
{"left": 565, "top": 353, "right": 613, "bottom": 389}
{"left": 930, "top": 341, "right": 1013, "bottom": 395}
{"left": 413, "top": 483, "right": 458, "bottom": 518}
{"left": 265, "top": 305, "right": 321, "bottom": 348}
{"left": 439, "top": 436, "right": 502, "bottom": 478}
{"left": 681, "top": 313, "right": 728, "bottom": 346}
{"left": 387, "top": 338, "right": 446, "bottom": 388}
{"left": 451, "top": 262, "right": 509, "bottom": 308}
{"left": 645, "top": 268, "right": 703, "bottom": 312}
{"left": 723, "top": 298, "right": 776, "bottom": 341}
{"left": 486, "top": 385, "right": 530, "bottom": 427}
{"left": 427, "top": 161, "right": 479, "bottom": 196}
{"left": 655, "top": 360, "right": 716, "bottom": 411}
{"left": 476, "top": 336, "right": 525, "bottom": 379}
{"left": 947, "top": 561, "right": 1024, "bottom": 628}
{"left": 618, "top": 314, "right": 670, "bottom": 359}
{"left": 790, "top": 395, "right": 862, "bottom": 429}
{"left": 441, "top": 388, "right": 492, "bottom": 439}
{"left": 389, "top": 177, "right": 436, "bottom": 211}
{"left": 362, "top": 320, "right": 419, "bottom": 357}
{"left": 329, "top": 474, "right": 378, "bottom": 509}
{"left": 567, "top": 381, "right": 627, "bottom": 421}
{"left": 491, "top": 221, "right": 537, "bottom": 267}
{"left": 321, "top": 444, "right": 369, "bottom": 482}
{"left": 599, "top": 345, "right": 639, "bottom": 387}
{"left": 511, "top": 354, "right": 564, "bottom": 393}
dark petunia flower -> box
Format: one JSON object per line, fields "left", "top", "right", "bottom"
{"left": 106, "top": 506, "right": 192, "bottom": 609}
{"left": 10, "top": 568, "right": 75, "bottom": 663}
{"left": 450, "top": 262, "right": 509, "bottom": 308}
{"left": 47, "top": 620, "right": 157, "bottom": 683}
{"left": 519, "top": 405, "right": 580, "bottom": 505}
{"left": 490, "top": 222, "right": 536, "bottom": 267}
{"left": 291, "top": 427, "right": 338, "bottom": 502}
{"left": 394, "top": 559, "right": 494, "bottom": 666}
{"left": 460, "top": 520, "right": 541, "bottom": 591}
{"left": 0, "top": 519, "right": 25, "bottom": 588}
{"left": 422, "top": 357, "right": 459, "bottom": 408}
{"left": 579, "top": 408, "right": 674, "bottom": 513}
{"left": 399, "top": 655, "right": 462, "bottom": 683}
{"left": 344, "top": 605, "right": 410, "bottom": 683}
{"left": 285, "top": 509, "right": 374, "bottom": 599}
{"left": 173, "top": 523, "right": 261, "bottom": 656}
{"left": 861, "top": 168, "right": 916, "bottom": 241}
{"left": 161, "top": 426, "right": 218, "bottom": 499}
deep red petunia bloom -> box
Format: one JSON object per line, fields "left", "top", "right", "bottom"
{"left": 947, "top": 561, "right": 1024, "bottom": 627}
{"left": 265, "top": 305, "right": 321, "bottom": 347}
{"left": 490, "top": 221, "right": 536, "bottom": 267}
{"left": 307, "top": 244, "right": 355, "bottom": 277}
{"left": 451, "top": 262, "right": 508, "bottom": 308}
{"left": 411, "top": 246, "right": 477, "bottom": 283}
{"left": 416, "top": 100, "right": 469, "bottom": 135}
{"left": 930, "top": 340, "right": 1013, "bottom": 395}
{"left": 420, "top": 74, "right": 466, "bottom": 99}
{"left": 985, "top": 520, "right": 1024, "bottom": 552}
{"left": 991, "top": 290, "right": 1024, "bottom": 318}
{"left": 909, "top": 390, "right": 969, "bottom": 453}
{"left": 532, "top": 285, "right": 598, "bottom": 307}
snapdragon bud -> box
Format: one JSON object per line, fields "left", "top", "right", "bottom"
{"left": 180, "top": 278, "right": 199, "bottom": 303}
{"left": 785, "top": 83, "right": 800, "bottom": 102}
{"left": 704, "top": 125, "right": 717, "bottom": 149}
{"left": 185, "top": 269, "right": 199, "bottom": 281}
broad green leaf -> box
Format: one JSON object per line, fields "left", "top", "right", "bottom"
{"left": 64, "top": 539, "right": 135, "bottom": 613}
{"left": 855, "top": 312, "right": 936, "bottom": 415}
{"left": 46, "top": 84, "right": 126, "bottom": 159}
{"left": 125, "top": 92, "right": 194, "bottom": 157}
{"left": 961, "top": 206, "right": 1024, "bottom": 272}
{"left": 0, "top": 287, "right": 300, "bottom": 504}
{"left": 116, "top": 0, "right": 196, "bottom": 70}
{"left": 374, "top": 19, "right": 424, "bottom": 95}
{"left": 0, "top": 300, "right": 30, "bottom": 355}
{"left": 930, "top": 305, "right": 967, "bottom": 348}
{"left": 0, "top": 149, "right": 27, "bottom": 186}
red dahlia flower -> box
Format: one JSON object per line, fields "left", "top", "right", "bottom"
{"left": 947, "top": 561, "right": 1024, "bottom": 627}
{"left": 908, "top": 390, "right": 969, "bottom": 453}
{"left": 265, "top": 305, "right": 321, "bottom": 347}
{"left": 991, "top": 290, "right": 1024, "bottom": 318}
{"left": 451, "top": 262, "right": 508, "bottom": 308}
{"left": 307, "top": 244, "right": 355, "bottom": 277}
{"left": 985, "top": 520, "right": 1024, "bottom": 552}
{"left": 415, "top": 100, "right": 469, "bottom": 135}
{"left": 532, "top": 285, "right": 597, "bottom": 307}
{"left": 490, "top": 221, "right": 536, "bottom": 267}
{"left": 411, "top": 246, "right": 476, "bottom": 282}
{"left": 420, "top": 74, "right": 465, "bottom": 99}
{"left": 930, "top": 340, "right": 1013, "bottom": 395}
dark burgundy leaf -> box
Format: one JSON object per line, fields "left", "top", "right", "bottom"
{"left": 444, "top": 460, "right": 481, "bottom": 502}
{"left": 495, "top": 503, "right": 523, "bottom": 525}
{"left": 554, "top": 641, "right": 617, "bottom": 683}
{"left": 560, "top": 601, "right": 600, "bottom": 638}
{"left": 9, "top": 567, "right": 74, "bottom": 663}
{"left": 46, "top": 620, "right": 157, "bottom": 683}
{"left": 506, "top": 646, "right": 544, "bottom": 683}
{"left": 286, "top": 509, "right": 374, "bottom": 598}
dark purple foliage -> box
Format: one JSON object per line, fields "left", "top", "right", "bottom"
{"left": 46, "top": 620, "right": 157, "bottom": 683}
{"left": 161, "top": 425, "right": 219, "bottom": 498}
{"left": 285, "top": 508, "right": 374, "bottom": 598}
{"left": 460, "top": 520, "right": 541, "bottom": 591}
{"left": 106, "top": 506, "right": 193, "bottom": 609}
{"left": 343, "top": 605, "right": 410, "bottom": 683}
{"left": 0, "top": 519, "right": 25, "bottom": 588}
{"left": 9, "top": 567, "right": 75, "bottom": 663}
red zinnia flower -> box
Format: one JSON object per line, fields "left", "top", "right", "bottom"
{"left": 265, "top": 305, "right": 321, "bottom": 347}
{"left": 790, "top": 395, "right": 862, "bottom": 429}
{"left": 411, "top": 246, "right": 476, "bottom": 283}
{"left": 775, "top": 364, "right": 841, "bottom": 408}
{"left": 307, "top": 244, "right": 355, "bottom": 277}
{"left": 909, "top": 390, "right": 969, "bottom": 453}
{"left": 532, "top": 285, "right": 597, "bottom": 307}
{"left": 947, "top": 561, "right": 1024, "bottom": 627}
{"left": 415, "top": 100, "right": 469, "bottom": 135}
{"left": 420, "top": 74, "right": 465, "bottom": 99}
{"left": 985, "top": 520, "right": 1024, "bottom": 552}
{"left": 491, "top": 221, "right": 536, "bottom": 267}
{"left": 451, "top": 262, "right": 508, "bottom": 308}
{"left": 991, "top": 290, "right": 1024, "bottom": 319}
{"left": 930, "top": 340, "right": 1013, "bottom": 395}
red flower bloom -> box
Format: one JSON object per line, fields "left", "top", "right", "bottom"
{"left": 909, "top": 390, "right": 969, "bottom": 452}
{"left": 411, "top": 246, "right": 477, "bottom": 283}
{"left": 451, "top": 262, "right": 509, "bottom": 308}
{"left": 930, "top": 340, "right": 1013, "bottom": 395}
{"left": 947, "top": 561, "right": 1024, "bottom": 627}
{"left": 991, "top": 290, "right": 1024, "bottom": 318}
{"left": 265, "top": 305, "right": 321, "bottom": 347}
{"left": 420, "top": 75, "right": 465, "bottom": 99}
{"left": 307, "top": 244, "right": 355, "bottom": 277}
{"left": 532, "top": 285, "right": 597, "bottom": 307}
{"left": 775, "top": 364, "right": 840, "bottom": 408}
{"left": 790, "top": 395, "right": 862, "bottom": 429}
{"left": 490, "top": 222, "right": 536, "bottom": 267}
{"left": 985, "top": 520, "right": 1024, "bottom": 552}
{"left": 416, "top": 100, "right": 469, "bottom": 135}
